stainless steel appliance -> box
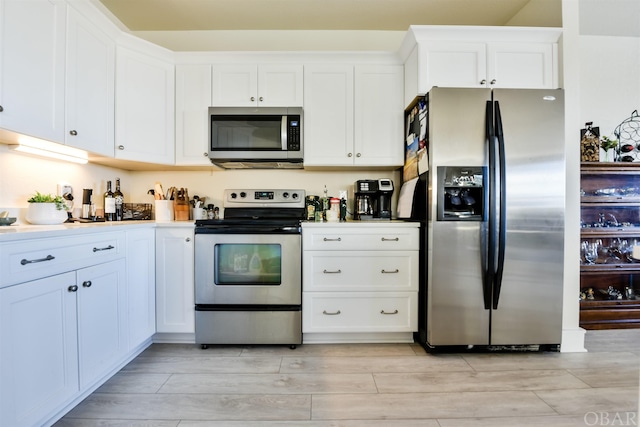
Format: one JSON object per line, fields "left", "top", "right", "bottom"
{"left": 353, "top": 179, "right": 394, "bottom": 220}
{"left": 194, "top": 188, "right": 305, "bottom": 347}
{"left": 208, "top": 107, "right": 303, "bottom": 169}
{"left": 401, "top": 87, "right": 564, "bottom": 350}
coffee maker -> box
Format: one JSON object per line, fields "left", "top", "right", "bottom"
{"left": 354, "top": 179, "right": 394, "bottom": 220}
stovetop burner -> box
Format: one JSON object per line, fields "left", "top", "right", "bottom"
{"left": 195, "top": 188, "right": 306, "bottom": 233}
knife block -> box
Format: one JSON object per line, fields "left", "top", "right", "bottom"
{"left": 174, "top": 202, "right": 190, "bottom": 221}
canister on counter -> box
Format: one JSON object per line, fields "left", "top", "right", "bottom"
{"left": 306, "top": 195, "right": 317, "bottom": 221}
{"left": 327, "top": 197, "right": 340, "bottom": 222}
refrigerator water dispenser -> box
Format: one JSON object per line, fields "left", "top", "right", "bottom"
{"left": 437, "top": 166, "right": 486, "bottom": 221}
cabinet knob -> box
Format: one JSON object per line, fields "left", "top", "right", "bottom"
{"left": 185, "top": 237, "right": 191, "bottom": 242}
{"left": 348, "top": 153, "right": 353, "bottom": 157}
{"left": 356, "top": 153, "right": 361, "bottom": 158}
{"left": 82, "top": 281, "right": 92, "bottom": 288}
{"left": 259, "top": 97, "right": 264, "bottom": 102}
{"left": 0, "top": 105, "right": 4, "bottom": 112}
{"left": 490, "top": 79, "right": 497, "bottom": 85}
{"left": 118, "top": 145, "right": 125, "bottom": 150}
{"left": 203, "top": 152, "right": 208, "bottom": 157}
{"left": 250, "top": 96, "right": 255, "bottom": 102}
{"left": 68, "top": 285, "right": 78, "bottom": 292}
{"left": 480, "top": 79, "right": 487, "bottom": 85}
{"left": 69, "top": 130, "right": 78, "bottom": 136}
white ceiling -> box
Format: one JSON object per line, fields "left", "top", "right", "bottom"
{"left": 96, "top": 0, "right": 562, "bottom": 51}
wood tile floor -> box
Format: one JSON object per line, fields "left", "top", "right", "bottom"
{"left": 55, "top": 330, "right": 640, "bottom": 427}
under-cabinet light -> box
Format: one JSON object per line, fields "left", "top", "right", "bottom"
{"left": 10, "top": 137, "right": 88, "bottom": 164}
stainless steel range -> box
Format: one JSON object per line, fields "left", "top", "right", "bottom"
{"left": 194, "top": 188, "right": 305, "bottom": 348}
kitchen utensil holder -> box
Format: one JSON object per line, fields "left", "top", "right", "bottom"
{"left": 155, "top": 200, "right": 174, "bottom": 221}
{"left": 174, "top": 203, "right": 189, "bottom": 221}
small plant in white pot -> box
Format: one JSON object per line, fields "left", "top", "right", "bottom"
{"left": 25, "top": 192, "right": 68, "bottom": 225}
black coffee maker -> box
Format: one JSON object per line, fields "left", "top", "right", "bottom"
{"left": 354, "top": 179, "right": 394, "bottom": 220}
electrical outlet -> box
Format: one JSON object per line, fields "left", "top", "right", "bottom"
{"left": 57, "top": 182, "right": 73, "bottom": 197}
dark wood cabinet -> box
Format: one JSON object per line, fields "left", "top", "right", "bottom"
{"left": 580, "top": 162, "right": 640, "bottom": 329}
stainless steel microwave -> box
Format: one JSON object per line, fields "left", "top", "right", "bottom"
{"left": 208, "top": 107, "right": 303, "bottom": 169}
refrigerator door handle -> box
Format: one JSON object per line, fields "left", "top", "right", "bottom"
{"left": 483, "top": 100, "right": 495, "bottom": 310}
{"left": 492, "top": 100, "right": 507, "bottom": 310}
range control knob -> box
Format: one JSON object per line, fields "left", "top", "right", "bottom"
{"left": 292, "top": 192, "right": 299, "bottom": 199}
{"left": 240, "top": 192, "right": 247, "bottom": 198}
{"left": 230, "top": 192, "right": 237, "bottom": 199}
{"left": 283, "top": 192, "right": 290, "bottom": 199}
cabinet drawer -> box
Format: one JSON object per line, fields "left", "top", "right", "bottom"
{"left": 303, "top": 251, "right": 418, "bottom": 291}
{"left": 302, "top": 292, "right": 417, "bottom": 333}
{"left": 302, "top": 227, "right": 418, "bottom": 251}
{"left": 0, "top": 232, "right": 125, "bottom": 287}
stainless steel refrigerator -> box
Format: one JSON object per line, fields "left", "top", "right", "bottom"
{"left": 402, "top": 87, "right": 564, "bottom": 350}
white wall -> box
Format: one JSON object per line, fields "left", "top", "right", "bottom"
{"left": 0, "top": 142, "right": 401, "bottom": 221}
{"left": 560, "top": 0, "right": 640, "bottom": 352}
{"left": 128, "top": 169, "right": 401, "bottom": 219}
{"left": 0, "top": 144, "right": 132, "bottom": 221}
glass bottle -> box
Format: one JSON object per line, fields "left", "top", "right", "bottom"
{"left": 114, "top": 178, "right": 124, "bottom": 221}
{"left": 104, "top": 180, "right": 115, "bottom": 221}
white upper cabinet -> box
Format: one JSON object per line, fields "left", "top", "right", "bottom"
{"left": 115, "top": 45, "right": 175, "bottom": 164}
{"left": 304, "top": 64, "right": 403, "bottom": 168}
{"left": 212, "top": 64, "right": 303, "bottom": 107}
{"left": 401, "top": 26, "right": 561, "bottom": 106}
{"left": 486, "top": 42, "right": 555, "bottom": 89}
{"left": 303, "top": 64, "right": 354, "bottom": 167}
{"left": 175, "top": 64, "right": 212, "bottom": 166}
{"left": 354, "top": 65, "right": 404, "bottom": 167}
{"left": 65, "top": 4, "right": 115, "bottom": 156}
{"left": 418, "top": 41, "right": 487, "bottom": 89}
{"left": 0, "top": 0, "right": 66, "bottom": 143}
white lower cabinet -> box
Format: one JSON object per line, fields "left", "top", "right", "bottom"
{"left": 76, "top": 259, "right": 127, "bottom": 389}
{"left": 0, "top": 272, "right": 78, "bottom": 427}
{"left": 0, "top": 258, "right": 126, "bottom": 427}
{"left": 0, "top": 227, "right": 154, "bottom": 427}
{"left": 155, "top": 226, "right": 195, "bottom": 338}
{"left": 126, "top": 228, "right": 156, "bottom": 349}
{"left": 302, "top": 224, "right": 419, "bottom": 343}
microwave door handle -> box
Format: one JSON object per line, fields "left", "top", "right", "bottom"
{"left": 281, "top": 116, "right": 288, "bottom": 150}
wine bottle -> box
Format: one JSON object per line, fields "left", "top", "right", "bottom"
{"left": 104, "top": 180, "right": 115, "bottom": 221}
{"left": 114, "top": 178, "right": 124, "bottom": 221}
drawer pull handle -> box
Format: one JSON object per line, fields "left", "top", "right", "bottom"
{"left": 323, "top": 237, "right": 342, "bottom": 242}
{"left": 381, "top": 269, "right": 399, "bottom": 274}
{"left": 381, "top": 237, "right": 399, "bottom": 242}
{"left": 93, "top": 245, "right": 115, "bottom": 252}
{"left": 20, "top": 254, "right": 55, "bottom": 265}
{"left": 381, "top": 309, "right": 399, "bottom": 315}
{"left": 323, "top": 310, "right": 341, "bottom": 315}
{"left": 323, "top": 269, "right": 342, "bottom": 274}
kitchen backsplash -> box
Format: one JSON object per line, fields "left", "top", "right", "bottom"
{"left": 0, "top": 145, "right": 401, "bottom": 221}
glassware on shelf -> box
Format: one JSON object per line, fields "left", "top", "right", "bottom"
{"left": 582, "top": 240, "right": 599, "bottom": 265}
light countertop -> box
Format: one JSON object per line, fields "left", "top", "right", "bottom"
{"left": 302, "top": 220, "right": 419, "bottom": 228}
{"left": 0, "top": 220, "right": 194, "bottom": 242}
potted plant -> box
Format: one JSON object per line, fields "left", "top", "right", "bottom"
{"left": 600, "top": 136, "right": 618, "bottom": 162}
{"left": 25, "top": 191, "right": 68, "bottom": 224}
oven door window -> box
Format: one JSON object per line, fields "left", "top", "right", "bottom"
{"left": 214, "top": 243, "right": 281, "bottom": 285}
